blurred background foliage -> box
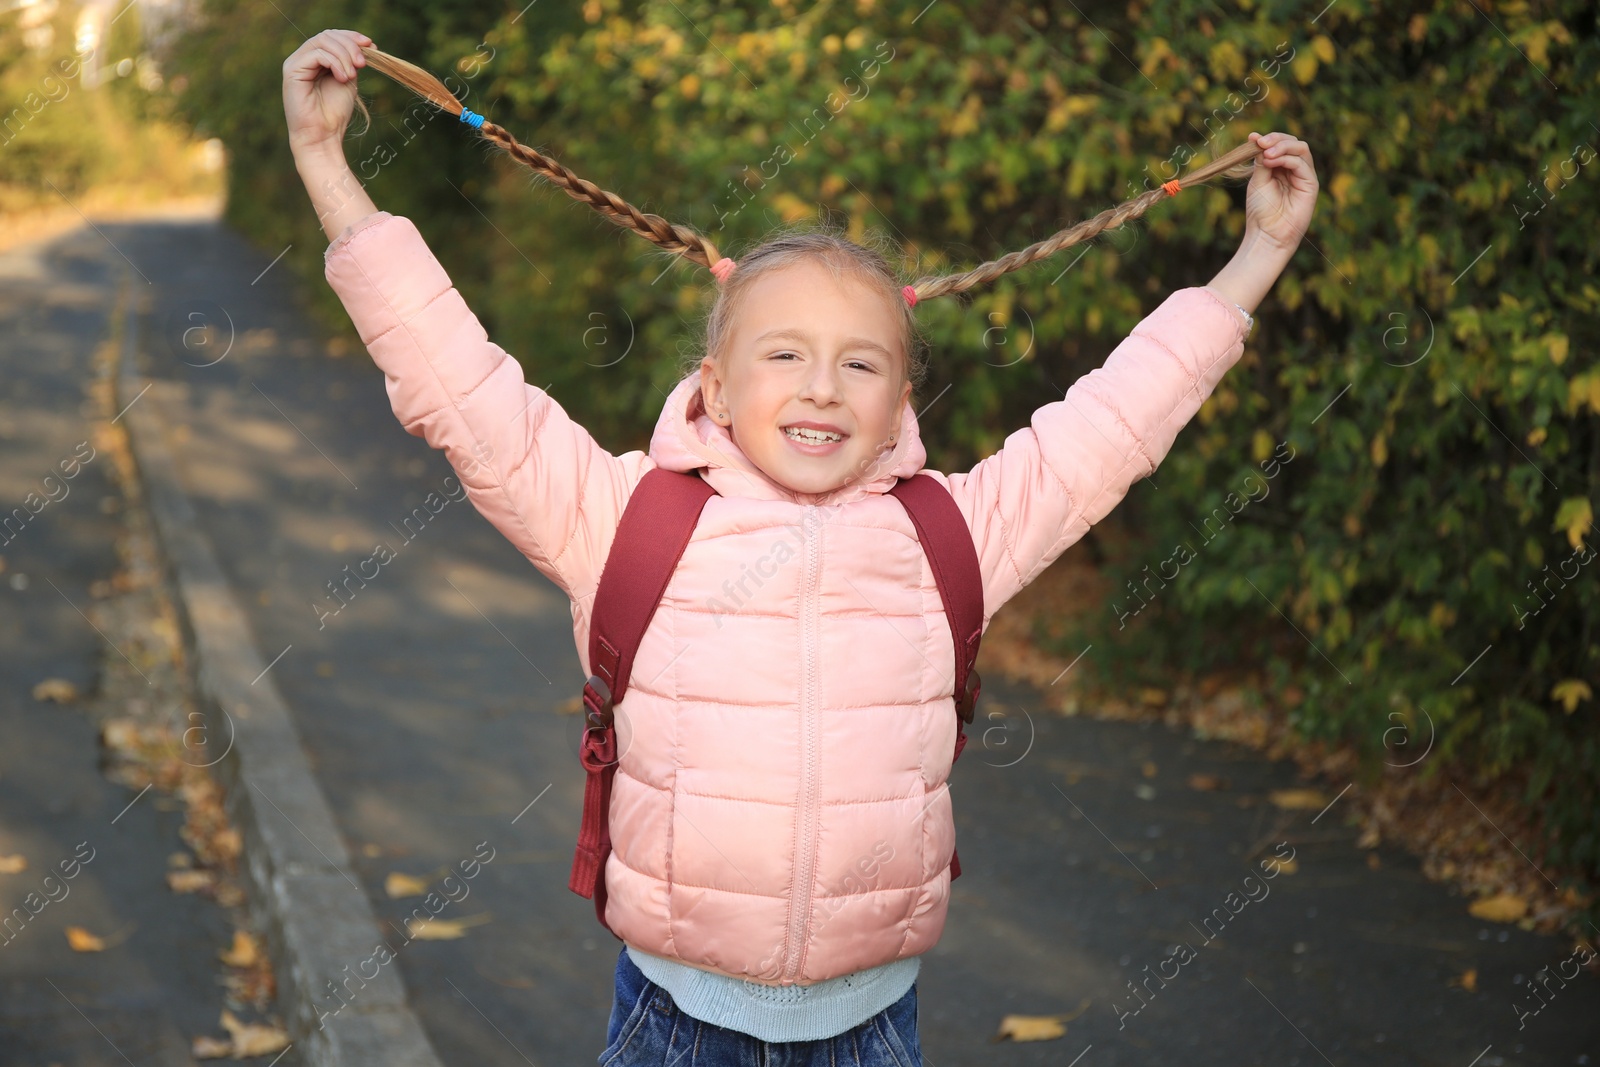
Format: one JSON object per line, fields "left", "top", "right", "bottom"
{"left": 0, "top": 0, "right": 218, "bottom": 212}
{"left": 159, "top": 0, "right": 1598, "bottom": 894}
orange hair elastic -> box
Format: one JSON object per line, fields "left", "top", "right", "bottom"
{"left": 1162, "top": 179, "right": 1181, "bottom": 197}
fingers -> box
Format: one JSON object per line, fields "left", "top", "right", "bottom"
{"left": 1249, "top": 132, "right": 1314, "bottom": 177}
{"left": 290, "top": 30, "right": 371, "bottom": 81}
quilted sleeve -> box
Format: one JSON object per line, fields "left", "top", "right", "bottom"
{"left": 941, "top": 286, "right": 1251, "bottom": 624}
{"left": 322, "top": 211, "right": 650, "bottom": 602}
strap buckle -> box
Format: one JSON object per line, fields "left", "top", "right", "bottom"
{"left": 583, "top": 674, "right": 614, "bottom": 730}
{"left": 954, "top": 668, "right": 981, "bottom": 725}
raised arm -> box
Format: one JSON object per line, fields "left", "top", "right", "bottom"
{"left": 283, "top": 29, "right": 381, "bottom": 242}
{"left": 943, "top": 130, "right": 1316, "bottom": 623}
{"left": 286, "top": 30, "right": 648, "bottom": 601}
{"left": 941, "top": 285, "right": 1254, "bottom": 623}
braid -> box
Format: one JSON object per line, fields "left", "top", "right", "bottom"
{"left": 904, "top": 141, "right": 1262, "bottom": 303}
{"left": 358, "top": 46, "right": 725, "bottom": 270}
{"left": 357, "top": 45, "right": 1261, "bottom": 305}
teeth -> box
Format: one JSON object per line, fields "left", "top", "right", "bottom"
{"left": 784, "top": 426, "right": 843, "bottom": 444}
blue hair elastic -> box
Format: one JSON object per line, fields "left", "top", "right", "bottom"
{"left": 459, "top": 107, "right": 485, "bottom": 130}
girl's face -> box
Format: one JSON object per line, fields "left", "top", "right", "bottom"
{"left": 699, "top": 259, "right": 912, "bottom": 497}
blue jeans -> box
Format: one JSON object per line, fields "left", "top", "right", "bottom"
{"left": 600, "top": 947, "right": 923, "bottom": 1066}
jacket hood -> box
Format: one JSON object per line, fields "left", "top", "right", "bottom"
{"left": 648, "top": 368, "right": 928, "bottom": 507}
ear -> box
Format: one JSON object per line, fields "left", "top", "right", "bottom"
{"left": 894, "top": 376, "right": 912, "bottom": 425}
{"left": 699, "top": 356, "right": 723, "bottom": 417}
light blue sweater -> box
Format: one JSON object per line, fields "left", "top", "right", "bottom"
{"left": 625, "top": 945, "right": 919, "bottom": 1043}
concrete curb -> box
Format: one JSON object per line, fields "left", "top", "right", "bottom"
{"left": 113, "top": 284, "right": 448, "bottom": 1067}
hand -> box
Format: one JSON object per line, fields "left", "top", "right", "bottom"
{"left": 1243, "top": 131, "right": 1319, "bottom": 255}
{"left": 283, "top": 29, "right": 372, "bottom": 157}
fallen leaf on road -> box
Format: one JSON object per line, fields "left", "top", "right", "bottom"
{"left": 995, "top": 1014, "right": 1068, "bottom": 1042}
{"left": 168, "top": 869, "right": 216, "bottom": 893}
{"left": 1141, "top": 761, "right": 1158, "bottom": 778}
{"left": 405, "top": 913, "right": 492, "bottom": 940}
{"left": 100, "top": 718, "right": 143, "bottom": 755}
{"left": 1269, "top": 788, "right": 1330, "bottom": 810}
{"left": 191, "top": 1035, "right": 232, "bottom": 1059}
{"left": 1268, "top": 856, "right": 1300, "bottom": 875}
{"left": 557, "top": 695, "right": 584, "bottom": 714}
{"left": 32, "top": 678, "right": 79, "bottom": 703}
{"left": 1187, "top": 773, "right": 1228, "bottom": 791}
{"left": 1451, "top": 968, "right": 1478, "bottom": 992}
{"left": 219, "top": 1010, "right": 290, "bottom": 1057}
{"left": 1468, "top": 893, "right": 1528, "bottom": 923}
{"left": 0, "top": 854, "right": 27, "bottom": 874}
{"left": 65, "top": 926, "right": 106, "bottom": 952}
{"left": 219, "top": 930, "right": 262, "bottom": 968}
{"left": 385, "top": 872, "right": 431, "bottom": 898}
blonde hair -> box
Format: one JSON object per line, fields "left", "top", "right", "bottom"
{"left": 356, "top": 46, "right": 1261, "bottom": 395}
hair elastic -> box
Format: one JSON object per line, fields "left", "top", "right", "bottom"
{"left": 1162, "top": 179, "right": 1181, "bottom": 197}
{"left": 459, "top": 107, "right": 485, "bottom": 130}
{"left": 901, "top": 285, "right": 918, "bottom": 307}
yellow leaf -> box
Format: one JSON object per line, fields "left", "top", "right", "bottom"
{"left": 1526, "top": 426, "right": 1547, "bottom": 447}
{"left": 1208, "top": 40, "right": 1246, "bottom": 80}
{"left": 1554, "top": 497, "right": 1593, "bottom": 551}
{"left": 1370, "top": 432, "right": 1388, "bottom": 468}
{"left": 1551, "top": 679, "right": 1592, "bottom": 714}
{"left": 0, "top": 854, "right": 27, "bottom": 874}
{"left": 1311, "top": 35, "right": 1336, "bottom": 63}
{"left": 219, "top": 1010, "right": 290, "bottom": 1057}
{"left": 405, "top": 913, "right": 493, "bottom": 940}
{"left": 1329, "top": 172, "right": 1356, "bottom": 208}
{"left": 1292, "top": 53, "right": 1318, "bottom": 85}
{"left": 1546, "top": 334, "right": 1569, "bottom": 365}
{"left": 32, "top": 678, "right": 79, "bottom": 703}
{"left": 385, "top": 872, "right": 431, "bottom": 898}
{"left": 218, "top": 930, "right": 262, "bottom": 968}
{"left": 191, "top": 1035, "right": 232, "bottom": 1060}
{"left": 996, "top": 1014, "right": 1069, "bottom": 1042}
{"left": 167, "top": 869, "right": 216, "bottom": 893}
{"left": 1269, "top": 788, "right": 1330, "bottom": 810}
{"left": 1271, "top": 856, "right": 1300, "bottom": 875}
{"left": 66, "top": 926, "right": 106, "bottom": 952}
{"left": 1252, "top": 429, "right": 1274, "bottom": 463}
{"left": 678, "top": 72, "right": 700, "bottom": 100}
{"left": 1468, "top": 893, "right": 1528, "bottom": 923}
{"left": 1452, "top": 968, "right": 1478, "bottom": 992}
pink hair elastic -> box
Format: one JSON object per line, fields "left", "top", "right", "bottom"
{"left": 708, "top": 257, "right": 920, "bottom": 308}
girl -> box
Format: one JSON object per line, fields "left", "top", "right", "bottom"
{"left": 284, "top": 28, "right": 1317, "bottom": 1067}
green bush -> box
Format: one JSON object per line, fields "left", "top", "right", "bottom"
{"left": 170, "top": 0, "right": 1598, "bottom": 892}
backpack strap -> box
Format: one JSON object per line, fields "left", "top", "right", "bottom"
{"left": 569, "top": 467, "right": 717, "bottom": 935}
{"left": 888, "top": 474, "right": 984, "bottom": 880}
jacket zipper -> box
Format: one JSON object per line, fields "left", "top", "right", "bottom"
{"left": 784, "top": 504, "right": 823, "bottom": 982}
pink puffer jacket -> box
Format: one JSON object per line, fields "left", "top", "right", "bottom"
{"left": 324, "top": 211, "right": 1250, "bottom": 984}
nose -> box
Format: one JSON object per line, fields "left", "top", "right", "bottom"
{"left": 797, "top": 357, "right": 843, "bottom": 406}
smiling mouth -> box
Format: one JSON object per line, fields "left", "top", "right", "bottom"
{"left": 781, "top": 426, "right": 847, "bottom": 444}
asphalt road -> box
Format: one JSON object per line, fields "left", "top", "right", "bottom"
{"left": 7, "top": 210, "right": 1594, "bottom": 1066}
{"left": 0, "top": 217, "right": 302, "bottom": 1066}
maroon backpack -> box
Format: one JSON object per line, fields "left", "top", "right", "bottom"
{"left": 568, "top": 467, "right": 984, "bottom": 937}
